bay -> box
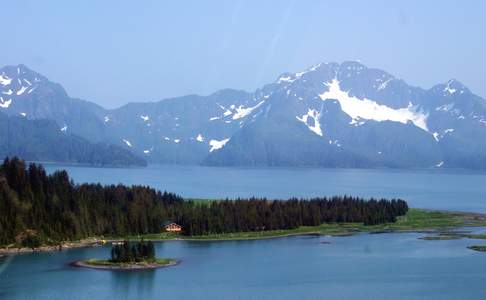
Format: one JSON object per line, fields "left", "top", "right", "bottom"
{"left": 43, "top": 164, "right": 486, "bottom": 212}
{"left": 2, "top": 164, "right": 486, "bottom": 299}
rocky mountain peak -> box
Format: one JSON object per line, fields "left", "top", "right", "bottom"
{"left": 2, "top": 62, "right": 486, "bottom": 169}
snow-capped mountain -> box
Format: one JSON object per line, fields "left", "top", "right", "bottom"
{"left": 0, "top": 113, "right": 146, "bottom": 167}
{"left": 206, "top": 62, "right": 486, "bottom": 168}
{"left": 2, "top": 62, "right": 486, "bottom": 168}
{"left": 0, "top": 65, "right": 107, "bottom": 142}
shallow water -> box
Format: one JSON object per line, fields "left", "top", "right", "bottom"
{"left": 2, "top": 165, "right": 486, "bottom": 299}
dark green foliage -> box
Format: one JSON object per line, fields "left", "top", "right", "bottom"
{"left": 110, "top": 240, "right": 156, "bottom": 263}
{"left": 178, "top": 197, "right": 408, "bottom": 235}
{"left": 0, "top": 157, "right": 408, "bottom": 246}
{"left": 20, "top": 233, "right": 42, "bottom": 249}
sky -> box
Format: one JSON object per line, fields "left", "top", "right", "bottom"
{"left": 1, "top": 0, "right": 485, "bottom": 108}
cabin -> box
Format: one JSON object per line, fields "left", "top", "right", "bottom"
{"left": 163, "top": 221, "right": 183, "bottom": 232}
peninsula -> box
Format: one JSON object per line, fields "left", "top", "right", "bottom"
{"left": 2, "top": 158, "right": 486, "bottom": 255}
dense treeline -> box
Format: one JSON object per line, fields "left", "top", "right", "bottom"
{"left": 0, "top": 157, "right": 408, "bottom": 246}
{"left": 111, "top": 240, "right": 155, "bottom": 263}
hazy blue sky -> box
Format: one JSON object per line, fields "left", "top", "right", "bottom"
{"left": 2, "top": 0, "right": 485, "bottom": 108}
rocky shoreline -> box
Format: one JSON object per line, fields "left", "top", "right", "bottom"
{"left": 3, "top": 210, "right": 486, "bottom": 255}
{"left": 71, "top": 259, "right": 179, "bottom": 271}
{"left": 0, "top": 238, "right": 102, "bottom": 255}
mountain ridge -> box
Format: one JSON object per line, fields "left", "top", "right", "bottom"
{"left": 0, "top": 113, "right": 147, "bottom": 167}
{"left": 2, "top": 61, "right": 486, "bottom": 168}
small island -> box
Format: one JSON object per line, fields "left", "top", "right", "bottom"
{"left": 72, "top": 240, "right": 178, "bottom": 270}
{"left": 467, "top": 245, "right": 486, "bottom": 252}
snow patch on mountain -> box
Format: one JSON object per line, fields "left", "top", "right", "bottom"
{"left": 122, "top": 139, "right": 132, "bottom": 147}
{"left": 443, "top": 80, "right": 464, "bottom": 95}
{"left": 0, "top": 97, "right": 12, "bottom": 108}
{"left": 444, "top": 128, "right": 455, "bottom": 134}
{"left": 209, "top": 138, "right": 230, "bottom": 152}
{"left": 232, "top": 101, "right": 265, "bottom": 120}
{"left": 377, "top": 78, "right": 393, "bottom": 90}
{"left": 433, "top": 132, "right": 439, "bottom": 142}
{"left": 277, "top": 75, "right": 295, "bottom": 83}
{"left": 296, "top": 108, "right": 323, "bottom": 136}
{"left": 292, "top": 63, "right": 322, "bottom": 79}
{"left": 329, "top": 139, "right": 342, "bottom": 147}
{"left": 436, "top": 103, "right": 454, "bottom": 112}
{"left": 16, "top": 86, "right": 28, "bottom": 95}
{"left": 444, "top": 86, "right": 456, "bottom": 95}
{"left": 0, "top": 74, "right": 12, "bottom": 85}
{"left": 320, "top": 79, "right": 429, "bottom": 132}
{"left": 433, "top": 128, "right": 455, "bottom": 141}
{"left": 350, "top": 119, "right": 366, "bottom": 127}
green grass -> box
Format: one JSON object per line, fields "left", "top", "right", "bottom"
{"left": 105, "top": 232, "right": 178, "bottom": 241}
{"left": 104, "top": 209, "right": 486, "bottom": 242}
{"left": 464, "top": 234, "right": 486, "bottom": 240}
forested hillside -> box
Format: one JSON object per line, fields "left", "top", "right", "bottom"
{"left": 0, "top": 157, "right": 408, "bottom": 246}
{"left": 0, "top": 113, "right": 147, "bottom": 167}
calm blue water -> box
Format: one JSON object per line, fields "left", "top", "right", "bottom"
{"left": 2, "top": 232, "right": 486, "bottom": 300}
{"left": 44, "top": 164, "right": 486, "bottom": 212}
{"left": 2, "top": 165, "right": 486, "bottom": 299}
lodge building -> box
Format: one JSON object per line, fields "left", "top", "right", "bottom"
{"left": 163, "top": 221, "right": 183, "bottom": 232}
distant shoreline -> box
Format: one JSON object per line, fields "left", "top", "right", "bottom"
{"left": 26, "top": 160, "right": 146, "bottom": 169}
{"left": 0, "top": 238, "right": 102, "bottom": 255}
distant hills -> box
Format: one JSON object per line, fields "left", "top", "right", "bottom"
{"left": 0, "top": 113, "right": 147, "bottom": 167}
{"left": 1, "top": 62, "right": 486, "bottom": 168}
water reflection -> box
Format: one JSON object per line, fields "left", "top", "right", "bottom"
{"left": 0, "top": 254, "right": 15, "bottom": 276}
{"left": 2, "top": 234, "right": 486, "bottom": 299}
{"left": 110, "top": 269, "right": 156, "bottom": 299}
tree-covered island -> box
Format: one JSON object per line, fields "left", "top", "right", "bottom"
{"left": 72, "top": 240, "right": 178, "bottom": 270}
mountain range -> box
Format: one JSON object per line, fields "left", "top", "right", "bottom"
{"left": 1, "top": 62, "right": 486, "bottom": 169}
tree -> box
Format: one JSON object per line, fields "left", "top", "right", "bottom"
{"left": 0, "top": 157, "right": 408, "bottom": 247}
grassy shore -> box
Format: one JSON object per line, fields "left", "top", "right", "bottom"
{"left": 107, "top": 209, "right": 486, "bottom": 242}
{"left": 4, "top": 209, "right": 486, "bottom": 254}
{"left": 72, "top": 258, "right": 178, "bottom": 270}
